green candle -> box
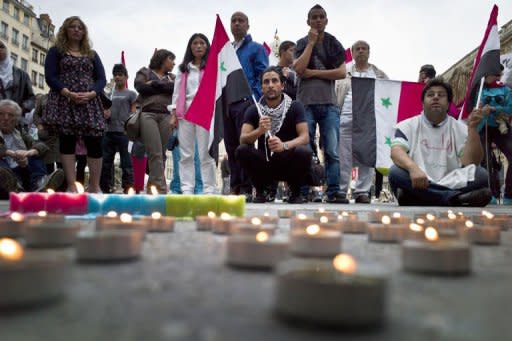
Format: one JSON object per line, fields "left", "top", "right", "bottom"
{"left": 192, "top": 195, "right": 218, "bottom": 217}
{"left": 217, "top": 195, "right": 245, "bottom": 217}
{"left": 166, "top": 195, "right": 194, "bottom": 217}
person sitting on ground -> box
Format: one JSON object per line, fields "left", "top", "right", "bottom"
{"left": 389, "top": 78, "right": 492, "bottom": 207}
{"left": 236, "top": 66, "right": 312, "bottom": 204}
{"left": 0, "top": 99, "right": 64, "bottom": 198}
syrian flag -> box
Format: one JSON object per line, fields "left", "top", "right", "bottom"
{"left": 460, "top": 5, "right": 501, "bottom": 120}
{"left": 184, "top": 15, "right": 252, "bottom": 162}
{"left": 352, "top": 77, "right": 424, "bottom": 172}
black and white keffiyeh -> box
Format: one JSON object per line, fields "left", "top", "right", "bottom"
{"left": 258, "top": 93, "right": 293, "bottom": 135}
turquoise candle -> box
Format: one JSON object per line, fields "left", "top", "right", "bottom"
{"left": 101, "top": 194, "right": 137, "bottom": 214}
{"left": 192, "top": 195, "right": 218, "bottom": 217}
{"left": 138, "top": 194, "right": 166, "bottom": 215}
{"left": 166, "top": 195, "right": 194, "bottom": 217}
{"left": 87, "top": 194, "right": 105, "bottom": 214}
{"left": 217, "top": 195, "right": 245, "bottom": 217}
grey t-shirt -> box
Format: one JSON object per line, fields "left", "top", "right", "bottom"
{"left": 106, "top": 88, "right": 137, "bottom": 133}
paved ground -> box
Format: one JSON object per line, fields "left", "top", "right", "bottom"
{"left": 1, "top": 200, "right": 512, "bottom": 341}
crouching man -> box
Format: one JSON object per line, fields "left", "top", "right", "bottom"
{"left": 389, "top": 78, "right": 492, "bottom": 207}
{"left": 236, "top": 66, "right": 312, "bottom": 203}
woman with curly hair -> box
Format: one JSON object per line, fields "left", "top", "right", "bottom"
{"left": 44, "top": 16, "right": 106, "bottom": 193}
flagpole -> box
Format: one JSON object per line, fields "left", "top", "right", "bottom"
{"left": 475, "top": 76, "right": 486, "bottom": 108}
{"left": 252, "top": 94, "right": 273, "bottom": 161}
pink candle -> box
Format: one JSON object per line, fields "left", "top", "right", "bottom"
{"left": 46, "top": 193, "right": 88, "bottom": 215}
{"left": 10, "top": 193, "right": 48, "bottom": 213}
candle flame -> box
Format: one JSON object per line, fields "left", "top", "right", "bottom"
{"left": 457, "top": 212, "right": 464, "bottom": 216}
{"left": 306, "top": 224, "right": 320, "bottom": 235}
{"left": 375, "top": 208, "right": 380, "bottom": 212}
{"left": 465, "top": 220, "right": 474, "bottom": 228}
{"left": 251, "top": 217, "right": 262, "bottom": 225}
{"left": 263, "top": 212, "right": 270, "bottom": 217}
{"left": 151, "top": 212, "right": 162, "bottom": 220}
{"left": 320, "top": 216, "right": 329, "bottom": 224}
{"left": 426, "top": 213, "right": 436, "bottom": 221}
{"left": 392, "top": 212, "right": 401, "bottom": 218}
{"left": 416, "top": 218, "right": 425, "bottom": 225}
{"left": 150, "top": 186, "right": 158, "bottom": 195}
{"left": 75, "top": 182, "right": 85, "bottom": 194}
{"left": 425, "top": 227, "right": 439, "bottom": 241}
{"left": 37, "top": 211, "right": 48, "bottom": 217}
{"left": 10, "top": 212, "right": 24, "bottom": 222}
{"left": 127, "top": 188, "right": 136, "bottom": 195}
{"left": 447, "top": 209, "right": 453, "bottom": 214}
{"left": 318, "top": 207, "right": 325, "bottom": 213}
{"left": 381, "top": 215, "right": 391, "bottom": 225}
{"left": 333, "top": 253, "right": 357, "bottom": 274}
{"left": 0, "top": 238, "right": 23, "bottom": 261}
{"left": 106, "top": 211, "right": 118, "bottom": 218}
{"left": 220, "top": 213, "right": 231, "bottom": 221}
{"left": 119, "top": 213, "right": 133, "bottom": 223}
{"left": 255, "top": 231, "right": 269, "bottom": 242}
{"left": 448, "top": 212, "right": 457, "bottom": 220}
{"left": 297, "top": 213, "right": 307, "bottom": 220}
{"left": 409, "top": 223, "right": 423, "bottom": 232}
{"left": 482, "top": 210, "right": 494, "bottom": 219}
{"left": 341, "top": 211, "right": 349, "bottom": 217}
{"left": 47, "top": 188, "right": 55, "bottom": 194}
{"left": 207, "top": 211, "right": 216, "bottom": 218}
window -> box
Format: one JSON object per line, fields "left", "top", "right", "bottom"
{"left": 31, "top": 70, "right": 37, "bottom": 86}
{"left": 12, "top": 6, "right": 19, "bottom": 20}
{"left": 10, "top": 52, "right": 17, "bottom": 65}
{"left": 11, "top": 28, "right": 18, "bottom": 45}
{"left": 0, "top": 21, "right": 7, "bottom": 39}
{"left": 38, "top": 73, "right": 44, "bottom": 89}
{"left": 20, "top": 58, "right": 27, "bottom": 72}
{"left": 39, "top": 52, "right": 45, "bottom": 65}
{"left": 23, "top": 12, "right": 29, "bottom": 26}
{"left": 2, "top": 1, "right": 9, "bottom": 13}
{"left": 32, "top": 48, "right": 38, "bottom": 62}
{"left": 21, "top": 34, "right": 28, "bottom": 50}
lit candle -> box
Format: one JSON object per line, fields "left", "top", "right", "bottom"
{"left": 76, "top": 229, "right": 145, "bottom": 262}
{"left": 0, "top": 238, "right": 71, "bottom": 307}
{"left": 46, "top": 183, "right": 87, "bottom": 215}
{"left": 24, "top": 220, "right": 81, "bottom": 248}
{"left": 406, "top": 223, "right": 425, "bottom": 240}
{"left": 230, "top": 217, "right": 278, "bottom": 236}
{"left": 138, "top": 212, "right": 175, "bottom": 232}
{"left": 313, "top": 209, "right": 338, "bottom": 221}
{"left": 337, "top": 213, "right": 368, "bottom": 234}
{"left": 472, "top": 211, "right": 509, "bottom": 231}
{"left": 0, "top": 212, "right": 26, "bottom": 238}
{"left": 464, "top": 220, "right": 500, "bottom": 245}
{"left": 289, "top": 224, "right": 342, "bottom": 257}
{"left": 196, "top": 211, "right": 217, "bottom": 231}
{"left": 278, "top": 209, "right": 296, "bottom": 218}
{"left": 217, "top": 195, "right": 245, "bottom": 217}
{"left": 275, "top": 254, "right": 387, "bottom": 326}
{"left": 95, "top": 213, "right": 147, "bottom": 235}
{"left": 225, "top": 232, "right": 288, "bottom": 269}
{"left": 211, "top": 213, "right": 247, "bottom": 235}
{"left": 367, "top": 216, "right": 407, "bottom": 243}
{"left": 367, "top": 209, "right": 391, "bottom": 223}
{"left": 25, "top": 211, "right": 65, "bottom": 226}
{"left": 389, "top": 212, "right": 411, "bottom": 225}
{"left": 9, "top": 192, "right": 48, "bottom": 213}
{"left": 402, "top": 227, "right": 471, "bottom": 275}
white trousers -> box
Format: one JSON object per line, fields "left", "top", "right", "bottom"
{"left": 177, "top": 119, "right": 217, "bottom": 194}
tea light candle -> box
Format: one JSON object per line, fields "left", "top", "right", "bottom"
{"left": 367, "top": 209, "right": 390, "bottom": 223}
{"left": 0, "top": 212, "right": 26, "bottom": 238}
{"left": 251, "top": 214, "right": 279, "bottom": 225}
{"left": 464, "top": 220, "right": 500, "bottom": 245}
{"left": 76, "top": 229, "right": 145, "bottom": 262}
{"left": 406, "top": 223, "right": 425, "bottom": 240}
{"left": 275, "top": 254, "right": 387, "bottom": 327}
{"left": 96, "top": 213, "right": 146, "bottom": 231}
{"left": 211, "top": 213, "right": 246, "bottom": 235}
{"left": 338, "top": 214, "right": 368, "bottom": 234}
{"left": 24, "top": 221, "right": 81, "bottom": 248}
{"left": 25, "top": 211, "right": 65, "bottom": 226}
{"left": 402, "top": 227, "right": 471, "bottom": 275}
{"left": 278, "top": 209, "right": 296, "bottom": 218}
{"left": 0, "top": 238, "right": 71, "bottom": 307}
{"left": 138, "top": 212, "right": 175, "bottom": 232}
{"left": 196, "top": 211, "right": 217, "bottom": 231}
{"left": 226, "top": 232, "right": 288, "bottom": 269}
{"left": 313, "top": 209, "right": 338, "bottom": 222}
{"left": 389, "top": 212, "right": 411, "bottom": 225}
{"left": 472, "top": 211, "right": 509, "bottom": 231}
{"left": 367, "top": 216, "right": 407, "bottom": 243}
{"left": 289, "top": 224, "right": 342, "bottom": 257}
{"left": 230, "top": 218, "right": 278, "bottom": 236}
{"left": 414, "top": 213, "right": 437, "bottom": 222}
{"left": 290, "top": 215, "right": 320, "bottom": 229}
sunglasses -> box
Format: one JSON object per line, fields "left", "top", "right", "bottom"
{"left": 483, "top": 95, "right": 505, "bottom": 105}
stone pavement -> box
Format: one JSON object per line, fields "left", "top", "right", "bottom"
{"left": 1, "top": 200, "right": 511, "bottom": 341}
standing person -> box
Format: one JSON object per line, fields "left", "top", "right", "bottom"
{"left": 418, "top": 64, "right": 436, "bottom": 83}
{"left": 294, "top": 4, "right": 347, "bottom": 203}
{"left": 170, "top": 33, "right": 216, "bottom": 194}
{"left": 134, "top": 49, "right": 175, "bottom": 193}
{"left": 100, "top": 64, "right": 136, "bottom": 193}
{"left": 44, "top": 16, "right": 107, "bottom": 193}
{"left": 335, "top": 40, "right": 388, "bottom": 204}
{"left": 277, "top": 40, "right": 298, "bottom": 100}
{"left": 0, "top": 41, "right": 35, "bottom": 116}
{"left": 224, "top": 11, "right": 268, "bottom": 201}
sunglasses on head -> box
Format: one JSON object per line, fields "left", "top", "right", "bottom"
{"left": 483, "top": 95, "right": 505, "bottom": 105}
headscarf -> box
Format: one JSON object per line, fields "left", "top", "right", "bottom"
{"left": 0, "top": 45, "right": 14, "bottom": 87}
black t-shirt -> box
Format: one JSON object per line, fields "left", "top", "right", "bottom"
{"left": 243, "top": 100, "right": 306, "bottom": 153}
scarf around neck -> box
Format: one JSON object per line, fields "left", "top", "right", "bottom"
{"left": 258, "top": 93, "right": 292, "bottom": 135}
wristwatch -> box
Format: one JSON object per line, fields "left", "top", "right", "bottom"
{"left": 283, "top": 142, "right": 289, "bottom": 151}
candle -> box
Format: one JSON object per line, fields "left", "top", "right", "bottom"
{"left": 463, "top": 220, "right": 500, "bottom": 245}
{"left": 367, "top": 209, "right": 390, "bottom": 223}
{"left": 230, "top": 219, "right": 278, "bottom": 236}
{"left": 0, "top": 212, "right": 26, "bottom": 238}
{"left": 191, "top": 195, "right": 218, "bottom": 217}
{"left": 212, "top": 215, "right": 248, "bottom": 235}
{"left": 367, "top": 216, "right": 407, "bottom": 243}
{"left": 137, "top": 212, "right": 175, "bottom": 232}
{"left": 249, "top": 214, "right": 279, "bottom": 225}
{"left": 87, "top": 193, "right": 104, "bottom": 214}
{"left": 76, "top": 229, "right": 145, "bottom": 262}
{"left": 389, "top": 212, "right": 411, "bottom": 225}
{"left": 406, "top": 223, "right": 425, "bottom": 240}
{"left": 217, "top": 195, "right": 245, "bottom": 217}
{"left": 471, "top": 211, "right": 509, "bottom": 231}
{"left": 278, "top": 209, "right": 296, "bottom": 218}
{"left": 101, "top": 194, "right": 136, "bottom": 214}
{"left": 0, "top": 238, "right": 71, "bottom": 307}
{"left": 313, "top": 209, "right": 338, "bottom": 221}
{"left": 289, "top": 224, "right": 342, "bottom": 257}
{"left": 166, "top": 194, "right": 194, "bottom": 217}
{"left": 24, "top": 221, "right": 81, "bottom": 248}
{"left": 226, "top": 232, "right": 288, "bottom": 269}
{"left": 25, "top": 211, "right": 65, "bottom": 226}
{"left": 402, "top": 227, "right": 471, "bottom": 275}
{"left": 9, "top": 192, "right": 47, "bottom": 213}
{"left": 96, "top": 213, "right": 147, "bottom": 235}
{"left": 290, "top": 215, "right": 320, "bottom": 229}
{"left": 46, "top": 192, "right": 87, "bottom": 215}
{"left": 196, "top": 211, "right": 217, "bottom": 231}
{"left": 275, "top": 255, "right": 387, "bottom": 326}
{"left": 414, "top": 213, "right": 437, "bottom": 222}
{"left": 338, "top": 214, "right": 368, "bottom": 234}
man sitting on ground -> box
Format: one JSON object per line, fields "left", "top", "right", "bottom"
{"left": 389, "top": 78, "right": 492, "bottom": 206}
{"left": 236, "top": 66, "right": 312, "bottom": 203}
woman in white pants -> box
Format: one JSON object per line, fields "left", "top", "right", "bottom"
{"left": 169, "top": 33, "right": 216, "bottom": 194}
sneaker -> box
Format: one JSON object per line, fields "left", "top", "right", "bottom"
{"left": 453, "top": 188, "right": 492, "bottom": 207}
{"left": 43, "top": 169, "right": 65, "bottom": 191}
{"left": 325, "top": 191, "right": 349, "bottom": 204}
{"left": 0, "top": 167, "right": 19, "bottom": 194}
{"left": 312, "top": 193, "right": 324, "bottom": 203}
{"left": 355, "top": 194, "right": 371, "bottom": 204}
{"left": 502, "top": 196, "right": 512, "bottom": 205}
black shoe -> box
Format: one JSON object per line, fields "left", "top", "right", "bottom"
{"left": 355, "top": 194, "right": 371, "bottom": 204}
{"left": 312, "top": 193, "right": 324, "bottom": 203}
{"left": 266, "top": 190, "right": 276, "bottom": 202}
{"left": 288, "top": 194, "right": 305, "bottom": 204}
{"left": 252, "top": 192, "right": 265, "bottom": 203}
{"left": 453, "top": 188, "right": 492, "bottom": 207}
{"left": 325, "top": 191, "right": 349, "bottom": 204}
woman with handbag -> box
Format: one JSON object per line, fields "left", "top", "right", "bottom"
{"left": 134, "top": 49, "right": 176, "bottom": 193}
{"left": 44, "top": 16, "right": 106, "bottom": 193}
{"left": 169, "top": 33, "right": 217, "bottom": 194}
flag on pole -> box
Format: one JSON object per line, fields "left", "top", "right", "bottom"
{"left": 121, "top": 51, "right": 128, "bottom": 88}
{"left": 460, "top": 5, "right": 501, "bottom": 120}
{"left": 352, "top": 77, "right": 424, "bottom": 172}
{"left": 184, "top": 15, "right": 252, "bottom": 161}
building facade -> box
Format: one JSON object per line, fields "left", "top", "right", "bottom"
{"left": 0, "top": 0, "right": 54, "bottom": 94}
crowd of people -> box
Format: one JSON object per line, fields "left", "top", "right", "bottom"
{"left": 0, "top": 4, "right": 511, "bottom": 207}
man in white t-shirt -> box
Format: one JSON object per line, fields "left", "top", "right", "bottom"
{"left": 389, "top": 78, "right": 492, "bottom": 206}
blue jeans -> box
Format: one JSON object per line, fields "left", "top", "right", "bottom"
{"left": 170, "top": 144, "right": 203, "bottom": 194}
{"left": 100, "top": 132, "right": 134, "bottom": 192}
{"left": 388, "top": 165, "right": 489, "bottom": 206}
{"left": 304, "top": 104, "right": 341, "bottom": 196}
{"left": 0, "top": 156, "right": 47, "bottom": 191}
